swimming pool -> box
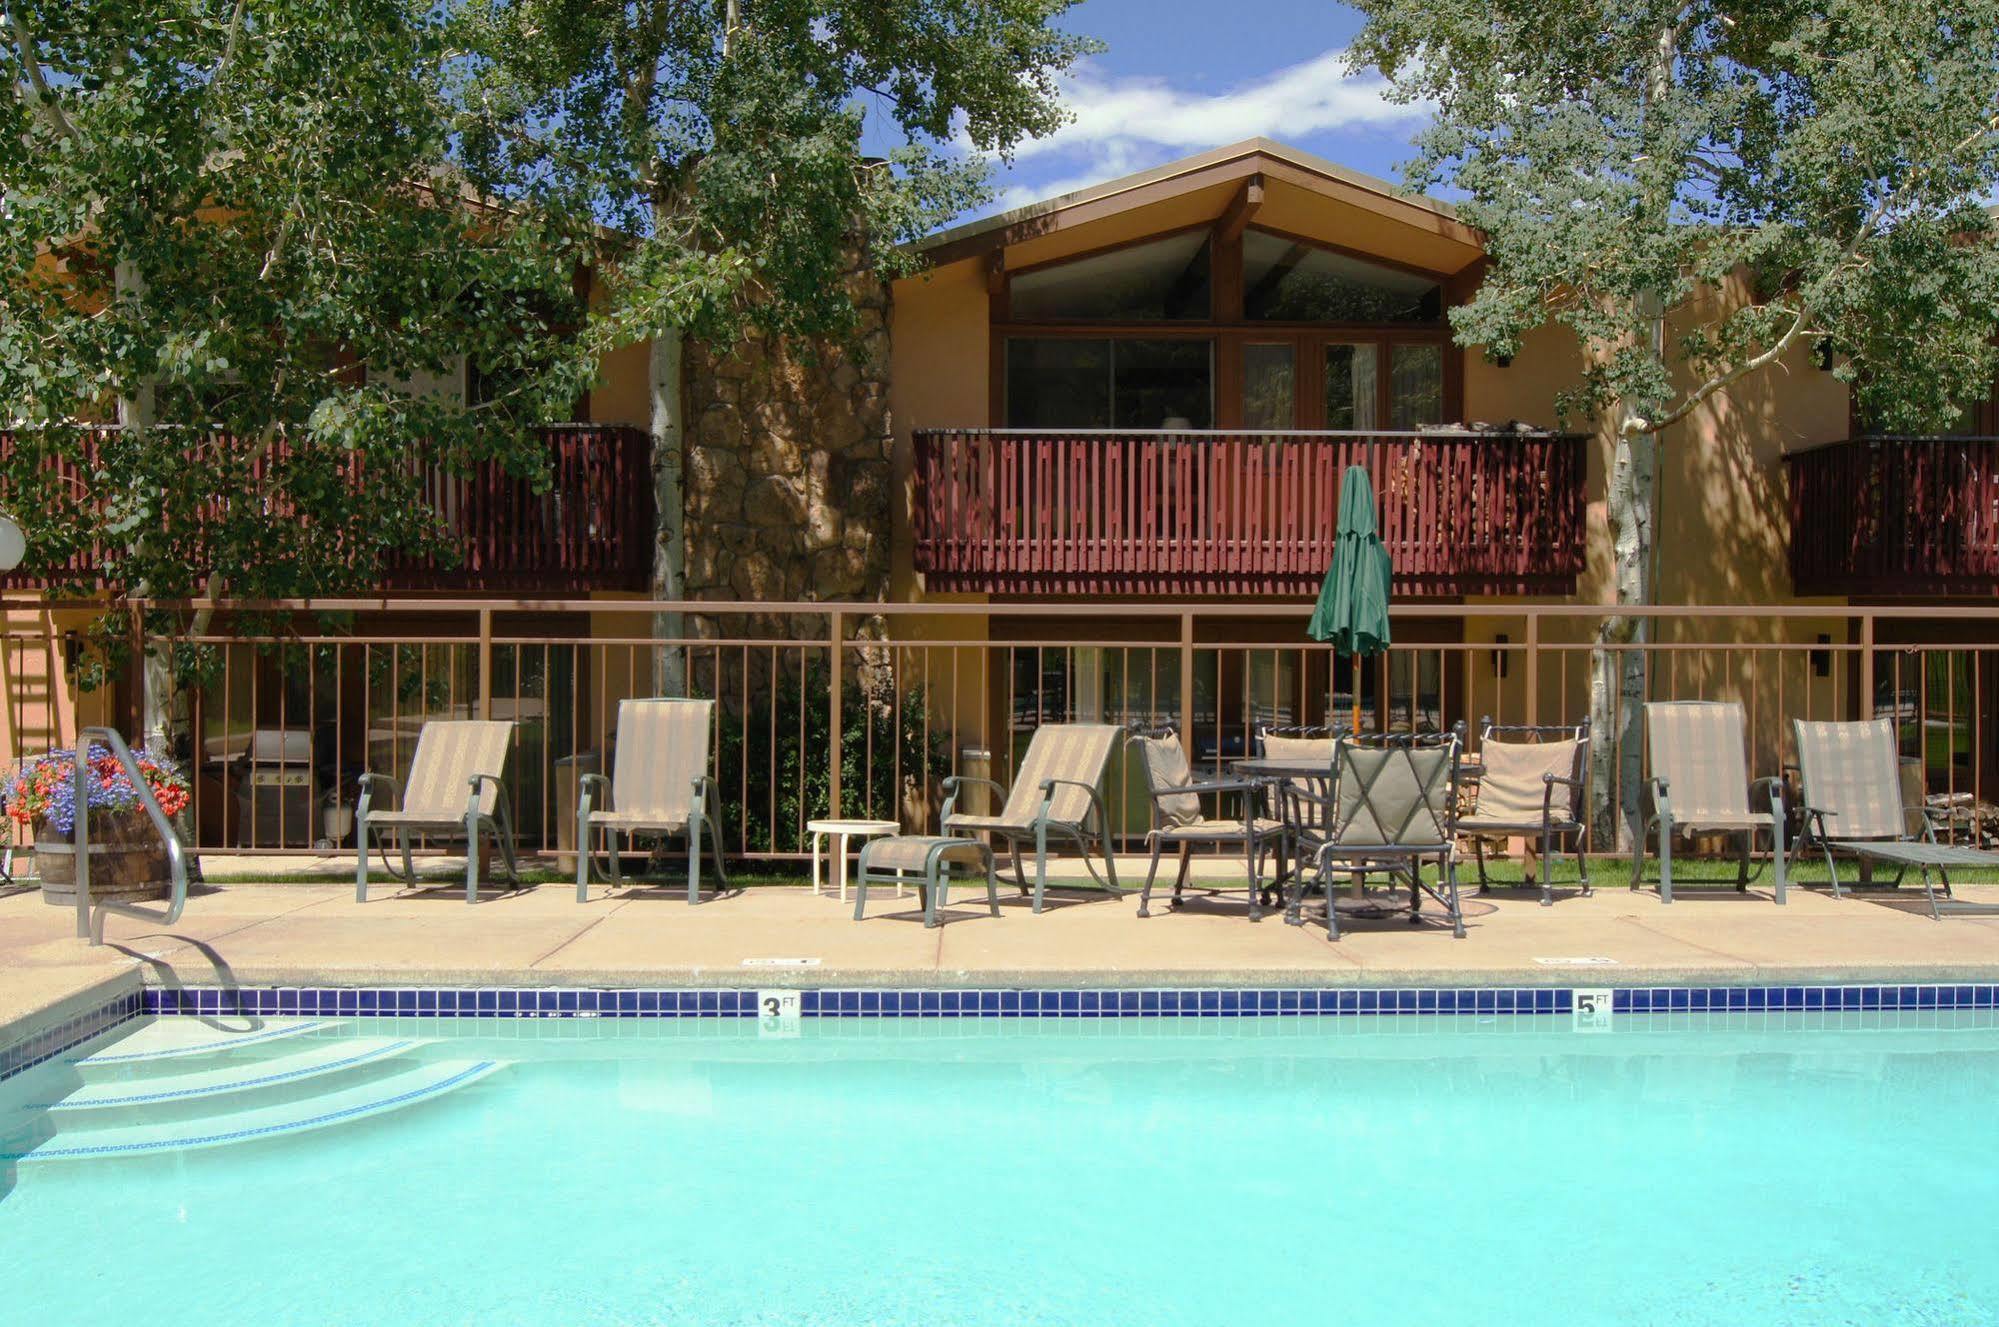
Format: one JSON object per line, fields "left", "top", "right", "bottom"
{"left": 3, "top": 995, "right": 1997, "bottom": 1326}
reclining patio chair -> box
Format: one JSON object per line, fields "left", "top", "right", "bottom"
{"left": 1792, "top": 718, "right": 1999, "bottom": 919}
{"left": 1634, "top": 702, "right": 1787, "bottom": 904}
{"left": 941, "top": 722, "right": 1123, "bottom": 913}
{"left": 1129, "top": 728, "right": 1284, "bottom": 920}
{"left": 356, "top": 720, "right": 520, "bottom": 903}
{"left": 1451, "top": 716, "right": 1590, "bottom": 907}
{"left": 575, "top": 698, "right": 730, "bottom": 904}
{"left": 1283, "top": 724, "right": 1466, "bottom": 941}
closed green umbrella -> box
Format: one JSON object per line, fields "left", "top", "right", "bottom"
{"left": 1309, "top": 465, "right": 1392, "bottom": 733}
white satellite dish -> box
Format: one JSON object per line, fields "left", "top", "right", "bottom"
{"left": 0, "top": 514, "right": 25, "bottom": 572}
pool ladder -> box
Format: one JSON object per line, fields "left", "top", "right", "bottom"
{"left": 69, "top": 725, "right": 189, "bottom": 945}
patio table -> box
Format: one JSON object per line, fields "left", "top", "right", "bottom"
{"left": 1229, "top": 756, "right": 1431, "bottom": 905}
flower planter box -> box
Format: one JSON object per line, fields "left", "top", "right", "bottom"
{"left": 34, "top": 816, "right": 173, "bottom": 907}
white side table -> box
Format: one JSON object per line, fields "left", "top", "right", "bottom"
{"left": 807, "top": 819, "right": 903, "bottom": 901}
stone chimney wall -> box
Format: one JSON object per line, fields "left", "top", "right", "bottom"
{"left": 680, "top": 252, "right": 892, "bottom": 641}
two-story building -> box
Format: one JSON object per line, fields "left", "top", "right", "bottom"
{"left": 9, "top": 137, "right": 1995, "bottom": 856}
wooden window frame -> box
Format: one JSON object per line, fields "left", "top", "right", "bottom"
{"left": 991, "top": 224, "right": 1462, "bottom": 429}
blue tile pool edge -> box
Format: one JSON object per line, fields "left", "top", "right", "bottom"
{"left": 0, "top": 987, "right": 143, "bottom": 1083}
{"left": 7, "top": 982, "right": 1997, "bottom": 1083}
{"left": 131, "top": 982, "right": 1999, "bottom": 1022}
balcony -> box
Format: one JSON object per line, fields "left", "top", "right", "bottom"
{"left": 1788, "top": 436, "right": 1999, "bottom": 597}
{"left": 913, "top": 428, "right": 1588, "bottom": 597}
{"left": 0, "top": 422, "right": 654, "bottom": 594}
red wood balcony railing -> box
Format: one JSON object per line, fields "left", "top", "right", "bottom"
{"left": 1789, "top": 436, "right": 1999, "bottom": 597}
{"left": 0, "top": 422, "right": 654, "bottom": 593}
{"left": 913, "top": 428, "right": 1589, "bottom": 597}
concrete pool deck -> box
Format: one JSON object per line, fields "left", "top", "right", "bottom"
{"left": 6, "top": 863, "right": 1999, "bottom": 1029}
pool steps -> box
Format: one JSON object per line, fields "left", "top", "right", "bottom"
{"left": 0, "top": 1018, "right": 500, "bottom": 1163}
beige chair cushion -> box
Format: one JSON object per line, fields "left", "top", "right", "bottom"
{"left": 865, "top": 836, "right": 990, "bottom": 874}
{"left": 1332, "top": 744, "right": 1455, "bottom": 848}
{"left": 1261, "top": 733, "right": 1335, "bottom": 764}
{"left": 1645, "top": 702, "right": 1752, "bottom": 820}
{"left": 1794, "top": 718, "right": 1906, "bottom": 840}
{"left": 1133, "top": 731, "right": 1202, "bottom": 827}
{"left": 397, "top": 720, "right": 513, "bottom": 820}
{"left": 607, "top": 698, "right": 712, "bottom": 826}
{"left": 1473, "top": 738, "right": 1578, "bottom": 823}
{"left": 967, "top": 724, "right": 1121, "bottom": 830}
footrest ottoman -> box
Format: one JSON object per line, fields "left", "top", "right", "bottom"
{"left": 855, "top": 836, "right": 999, "bottom": 928}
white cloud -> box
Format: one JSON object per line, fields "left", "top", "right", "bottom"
{"left": 1022, "top": 48, "right": 1423, "bottom": 161}
{"left": 975, "top": 47, "right": 1429, "bottom": 214}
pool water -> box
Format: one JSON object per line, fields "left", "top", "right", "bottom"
{"left": 2, "top": 1011, "right": 1996, "bottom": 1326}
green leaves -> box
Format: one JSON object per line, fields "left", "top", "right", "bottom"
{"left": 1, "top": 0, "right": 597, "bottom": 614}
{"left": 1352, "top": 0, "right": 1999, "bottom": 436}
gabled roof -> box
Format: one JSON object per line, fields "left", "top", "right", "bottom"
{"left": 916, "top": 138, "right": 1484, "bottom": 273}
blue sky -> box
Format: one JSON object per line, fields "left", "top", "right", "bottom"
{"left": 942, "top": 0, "right": 1433, "bottom": 221}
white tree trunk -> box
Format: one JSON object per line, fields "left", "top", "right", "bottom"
{"left": 113, "top": 257, "right": 181, "bottom": 754}
{"left": 1588, "top": 416, "right": 1658, "bottom": 850}
{"left": 649, "top": 326, "right": 687, "bottom": 696}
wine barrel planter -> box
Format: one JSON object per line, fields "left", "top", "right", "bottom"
{"left": 35, "top": 816, "right": 173, "bottom": 907}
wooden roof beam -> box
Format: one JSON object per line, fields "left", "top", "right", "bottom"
{"left": 1214, "top": 174, "right": 1264, "bottom": 250}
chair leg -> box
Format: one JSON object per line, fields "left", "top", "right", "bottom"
{"left": 355, "top": 818, "right": 372, "bottom": 903}
{"left": 1737, "top": 831, "right": 1751, "bottom": 892}
{"left": 1245, "top": 834, "right": 1262, "bottom": 922}
{"left": 852, "top": 860, "right": 870, "bottom": 922}
{"left": 1575, "top": 832, "right": 1593, "bottom": 896}
{"left": 1008, "top": 840, "right": 1030, "bottom": 896}
{"left": 1138, "top": 837, "right": 1163, "bottom": 918}
{"left": 1444, "top": 853, "right": 1465, "bottom": 938}
{"left": 1172, "top": 844, "right": 1193, "bottom": 905}
{"left": 707, "top": 813, "right": 731, "bottom": 889}
{"left": 1033, "top": 821, "right": 1049, "bottom": 914}
{"left": 688, "top": 816, "right": 702, "bottom": 906}
{"left": 985, "top": 847, "right": 1000, "bottom": 917}
{"left": 1770, "top": 813, "right": 1787, "bottom": 905}
{"left": 1473, "top": 834, "right": 1490, "bottom": 894}
{"left": 465, "top": 812, "right": 481, "bottom": 905}
{"left": 575, "top": 821, "right": 592, "bottom": 903}
{"left": 1100, "top": 831, "right": 1120, "bottom": 896}
{"left": 1538, "top": 826, "right": 1554, "bottom": 907}
{"left": 400, "top": 831, "right": 415, "bottom": 890}
{"left": 1659, "top": 816, "right": 1674, "bottom": 905}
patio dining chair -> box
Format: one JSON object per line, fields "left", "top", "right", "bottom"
{"left": 1634, "top": 702, "right": 1787, "bottom": 904}
{"left": 1283, "top": 723, "right": 1466, "bottom": 940}
{"left": 1129, "top": 728, "right": 1284, "bottom": 920}
{"left": 355, "top": 720, "right": 520, "bottom": 904}
{"left": 1792, "top": 718, "right": 1999, "bottom": 919}
{"left": 941, "top": 722, "right": 1123, "bottom": 913}
{"left": 575, "top": 698, "right": 730, "bottom": 904}
{"left": 1451, "top": 716, "right": 1590, "bottom": 907}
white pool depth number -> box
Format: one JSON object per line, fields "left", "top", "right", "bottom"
{"left": 1572, "top": 988, "right": 1614, "bottom": 1034}
{"left": 758, "top": 989, "right": 802, "bottom": 1038}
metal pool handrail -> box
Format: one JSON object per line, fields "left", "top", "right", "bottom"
{"left": 73, "top": 725, "right": 188, "bottom": 945}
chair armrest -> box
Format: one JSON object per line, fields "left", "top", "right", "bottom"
{"left": 1039, "top": 777, "right": 1108, "bottom": 829}
{"left": 1175, "top": 779, "right": 1258, "bottom": 797}
{"left": 941, "top": 775, "right": 1007, "bottom": 827}
{"left": 578, "top": 773, "right": 610, "bottom": 795}
{"left": 356, "top": 771, "right": 401, "bottom": 813}
{"left": 467, "top": 772, "right": 511, "bottom": 822}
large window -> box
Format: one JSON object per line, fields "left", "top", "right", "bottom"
{"left": 1243, "top": 229, "right": 1441, "bottom": 323}
{"left": 1006, "top": 338, "right": 1213, "bottom": 429}
{"left": 1008, "top": 232, "right": 1212, "bottom": 322}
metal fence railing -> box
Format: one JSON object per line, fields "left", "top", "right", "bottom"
{"left": 4, "top": 597, "right": 1996, "bottom": 861}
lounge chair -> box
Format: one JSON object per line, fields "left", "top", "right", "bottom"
{"left": 576, "top": 698, "right": 729, "bottom": 904}
{"left": 1452, "top": 716, "right": 1590, "bottom": 906}
{"left": 1792, "top": 718, "right": 1999, "bottom": 918}
{"left": 1129, "top": 728, "right": 1284, "bottom": 920}
{"left": 1283, "top": 725, "right": 1466, "bottom": 940}
{"left": 355, "top": 720, "right": 520, "bottom": 903}
{"left": 941, "top": 722, "right": 1123, "bottom": 913}
{"left": 1633, "top": 702, "right": 1787, "bottom": 904}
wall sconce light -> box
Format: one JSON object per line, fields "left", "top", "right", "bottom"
{"left": 1811, "top": 633, "right": 1832, "bottom": 678}
{"left": 61, "top": 630, "right": 82, "bottom": 674}
{"left": 1813, "top": 339, "right": 1835, "bottom": 372}
{"left": 1491, "top": 633, "right": 1510, "bottom": 678}
{"left": 1494, "top": 354, "right": 1513, "bottom": 369}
